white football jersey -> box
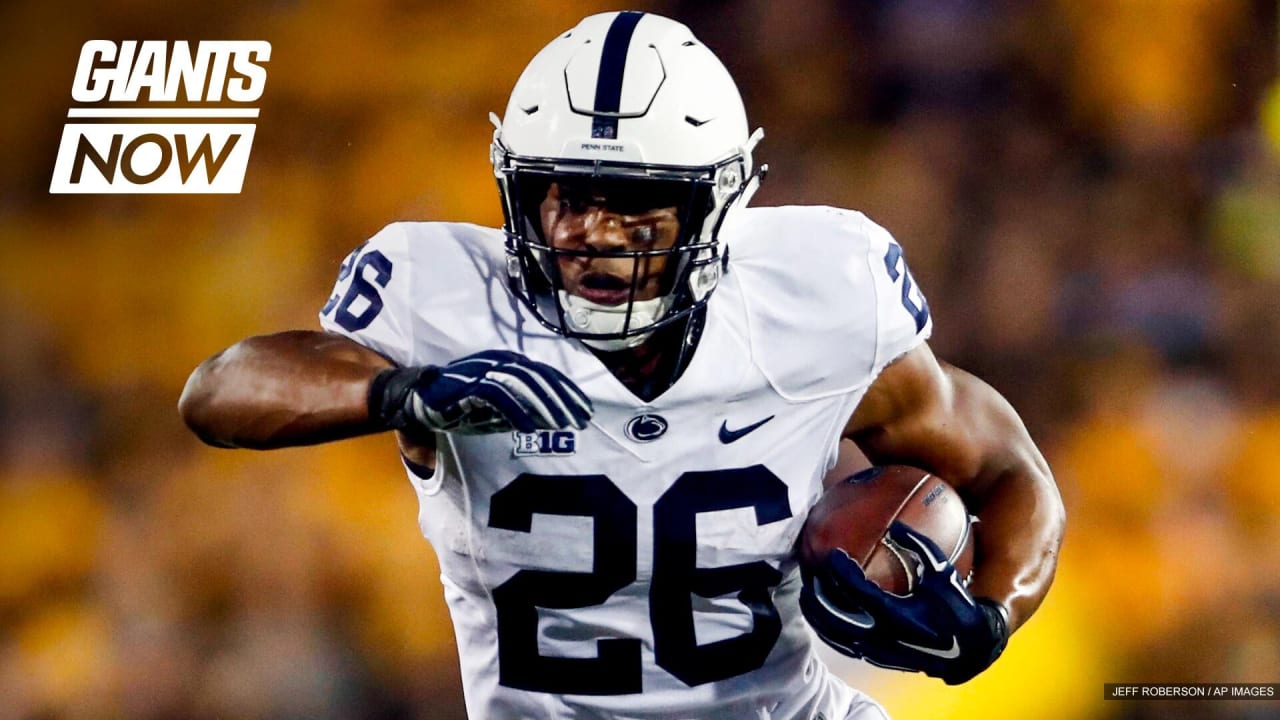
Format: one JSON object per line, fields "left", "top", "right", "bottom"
{"left": 319, "top": 205, "right": 931, "bottom": 720}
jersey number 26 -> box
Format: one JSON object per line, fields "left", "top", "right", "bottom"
{"left": 489, "top": 465, "right": 792, "bottom": 695}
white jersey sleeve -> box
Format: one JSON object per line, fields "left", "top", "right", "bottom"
{"left": 318, "top": 222, "right": 416, "bottom": 367}
{"left": 317, "top": 220, "right": 562, "bottom": 371}
{"left": 859, "top": 212, "right": 934, "bottom": 374}
{"left": 724, "top": 205, "right": 933, "bottom": 401}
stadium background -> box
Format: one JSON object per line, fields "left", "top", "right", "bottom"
{"left": 2, "top": 1, "right": 1278, "bottom": 718}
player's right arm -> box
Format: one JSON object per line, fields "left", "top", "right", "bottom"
{"left": 179, "top": 330, "right": 395, "bottom": 449}
{"left": 181, "top": 224, "right": 592, "bottom": 451}
{"left": 179, "top": 331, "right": 594, "bottom": 451}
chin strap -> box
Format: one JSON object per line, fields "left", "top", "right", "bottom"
{"left": 558, "top": 291, "right": 672, "bottom": 351}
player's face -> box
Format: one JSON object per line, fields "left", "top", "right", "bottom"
{"left": 540, "top": 181, "right": 681, "bottom": 306}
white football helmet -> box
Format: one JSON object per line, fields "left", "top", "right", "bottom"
{"left": 491, "top": 11, "right": 765, "bottom": 350}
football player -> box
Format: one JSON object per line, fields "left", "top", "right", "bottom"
{"left": 180, "top": 11, "right": 1065, "bottom": 719}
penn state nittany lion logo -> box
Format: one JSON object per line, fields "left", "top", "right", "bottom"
{"left": 624, "top": 413, "right": 667, "bottom": 442}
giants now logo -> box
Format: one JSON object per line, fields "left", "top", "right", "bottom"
{"left": 50, "top": 40, "right": 270, "bottom": 194}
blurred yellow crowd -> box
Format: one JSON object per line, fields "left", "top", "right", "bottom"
{"left": 1, "top": 1, "right": 1277, "bottom": 719}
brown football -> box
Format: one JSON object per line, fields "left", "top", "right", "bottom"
{"left": 799, "top": 465, "right": 975, "bottom": 594}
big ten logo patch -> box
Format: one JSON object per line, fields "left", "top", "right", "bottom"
{"left": 513, "top": 430, "right": 576, "bottom": 457}
{"left": 50, "top": 40, "right": 270, "bottom": 194}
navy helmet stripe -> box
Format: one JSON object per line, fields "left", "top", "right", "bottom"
{"left": 591, "top": 11, "right": 645, "bottom": 139}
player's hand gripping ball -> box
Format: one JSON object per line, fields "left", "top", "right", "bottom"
{"left": 799, "top": 466, "right": 974, "bottom": 594}
{"left": 370, "top": 349, "right": 592, "bottom": 435}
{"left": 798, "top": 466, "right": 1009, "bottom": 684}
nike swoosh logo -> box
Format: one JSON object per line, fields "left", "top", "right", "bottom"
{"left": 718, "top": 415, "right": 775, "bottom": 444}
{"left": 899, "top": 636, "right": 961, "bottom": 659}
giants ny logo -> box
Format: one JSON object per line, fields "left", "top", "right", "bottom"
{"left": 50, "top": 40, "right": 270, "bottom": 194}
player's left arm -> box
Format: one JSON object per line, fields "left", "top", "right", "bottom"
{"left": 843, "top": 341, "right": 1065, "bottom": 634}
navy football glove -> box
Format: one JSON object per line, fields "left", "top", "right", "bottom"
{"left": 370, "top": 350, "right": 592, "bottom": 435}
{"left": 800, "top": 521, "right": 1009, "bottom": 685}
